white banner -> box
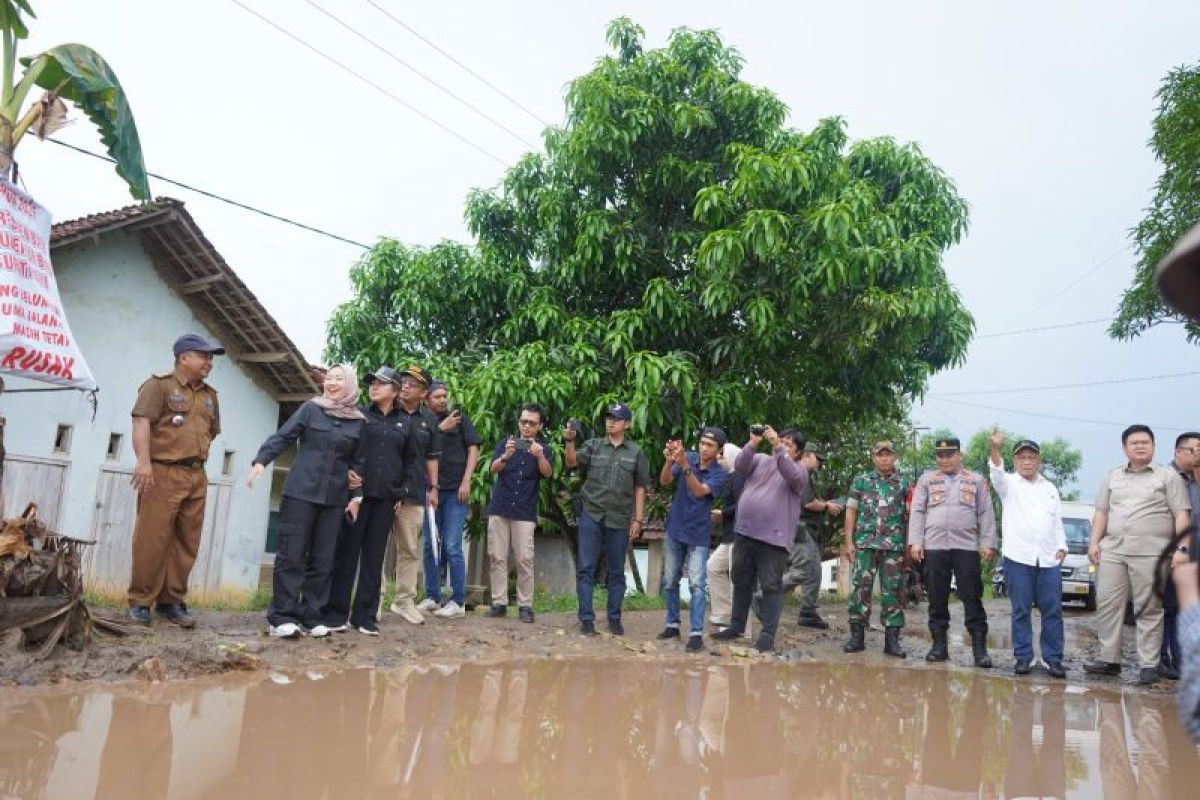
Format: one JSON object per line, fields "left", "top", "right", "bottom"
{"left": 0, "top": 179, "right": 97, "bottom": 391}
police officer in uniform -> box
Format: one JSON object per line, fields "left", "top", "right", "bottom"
{"left": 908, "top": 436, "right": 998, "bottom": 666}
{"left": 127, "top": 334, "right": 224, "bottom": 627}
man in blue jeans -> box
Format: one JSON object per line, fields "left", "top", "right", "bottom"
{"left": 420, "top": 382, "right": 480, "bottom": 619}
{"left": 988, "top": 430, "right": 1067, "bottom": 678}
{"left": 565, "top": 402, "right": 650, "bottom": 636}
{"left": 656, "top": 427, "right": 729, "bottom": 652}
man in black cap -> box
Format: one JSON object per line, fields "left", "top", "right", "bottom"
{"left": 988, "top": 430, "right": 1067, "bottom": 678}
{"left": 565, "top": 401, "right": 650, "bottom": 636}
{"left": 388, "top": 364, "right": 442, "bottom": 625}
{"left": 908, "top": 436, "right": 998, "bottom": 667}
{"left": 657, "top": 427, "right": 729, "bottom": 651}
{"left": 126, "top": 333, "right": 224, "bottom": 627}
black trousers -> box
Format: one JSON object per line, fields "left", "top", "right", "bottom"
{"left": 323, "top": 497, "right": 395, "bottom": 628}
{"left": 923, "top": 548, "right": 987, "bottom": 637}
{"left": 268, "top": 497, "right": 343, "bottom": 628}
{"left": 730, "top": 534, "right": 789, "bottom": 641}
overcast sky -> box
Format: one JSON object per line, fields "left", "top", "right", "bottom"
{"left": 17, "top": 1, "right": 1200, "bottom": 498}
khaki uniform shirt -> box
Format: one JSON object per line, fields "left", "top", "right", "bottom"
{"left": 1094, "top": 461, "right": 1189, "bottom": 556}
{"left": 131, "top": 368, "right": 221, "bottom": 462}
{"left": 907, "top": 468, "right": 997, "bottom": 551}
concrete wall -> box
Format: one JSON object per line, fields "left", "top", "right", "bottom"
{"left": 0, "top": 231, "right": 280, "bottom": 599}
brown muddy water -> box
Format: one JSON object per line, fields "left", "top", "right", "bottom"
{"left": 1, "top": 659, "right": 1197, "bottom": 799}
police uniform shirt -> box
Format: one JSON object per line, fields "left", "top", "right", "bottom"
{"left": 131, "top": 368, "right": 220, "bottom": 462}
{"left": 907, "top": 468, "right": 998, "bottom": 551}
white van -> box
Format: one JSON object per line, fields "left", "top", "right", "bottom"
{"left": 1059, "top": 501, "right": 1097, "bottom": 610}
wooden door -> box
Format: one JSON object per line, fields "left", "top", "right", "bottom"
{"left": 1, "top": 454, "right": 69, "bottom": 531}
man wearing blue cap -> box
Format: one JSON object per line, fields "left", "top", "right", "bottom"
{"left": 126, "top": 333, "right": 224, "bottom": 627}
{"left": 565, "top": 401, "right": 650, "bottom": 636}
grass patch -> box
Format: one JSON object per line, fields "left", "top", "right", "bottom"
{"left": 525, "top": 587, "right": 667, "bottom": 614}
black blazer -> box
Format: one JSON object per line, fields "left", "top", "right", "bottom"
{"left": 253, "top": 401, "right": 366, "bottom": 506}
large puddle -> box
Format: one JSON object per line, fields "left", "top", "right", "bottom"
{"left": 1, "top": 659, "right": 1197, "bottom": 798}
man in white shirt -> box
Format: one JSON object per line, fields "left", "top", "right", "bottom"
{"left": 988, "top": 430, "right": 1068, "bottom": 678}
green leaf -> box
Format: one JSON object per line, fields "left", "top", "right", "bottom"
{"left": 22, "top": 44, "right": 150, "bottom": 200}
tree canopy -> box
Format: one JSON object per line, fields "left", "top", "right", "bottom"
{"left": 326, "top": 19, "right": 974, "bottom": 525}
{"left": 1110, "top": 61, "right": 1200, "bottom": 343}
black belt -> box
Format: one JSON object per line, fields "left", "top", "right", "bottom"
{"left": 153, "top": 459, "right": 204, "bottom": 469}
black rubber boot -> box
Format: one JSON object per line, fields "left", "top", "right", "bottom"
{"left": 843, "top": 623, "right": 865, "bottom": 653}
{"left": 884, "top": 626, "right": 906, "bottom": 659}
{"left": 971, "top": 631, "right": 993, "bottom": 668}
{"left": 925, "top": 629, "right": 949, "bottom": 662}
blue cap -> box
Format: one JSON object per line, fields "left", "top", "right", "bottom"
{"left": 173, "top": 334, "right": 225, "bottom": 357}
{"left": 604, "top": 402, "right": 633, "bottom": 421}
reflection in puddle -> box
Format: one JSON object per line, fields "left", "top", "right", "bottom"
{"left": 1, "top": 661, "right": 1197, "bottom": 798}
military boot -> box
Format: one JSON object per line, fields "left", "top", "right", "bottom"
{"left": 843, "top": 623, "right": 866, "bottom": 653}
{"left": 884, "top": 626, "right": 906, "bottom": 659}
{"left": 925, "top": 629, "right": 949, "bottom": 662}
{"left": 971, "top": 631, "right": 993, "bottom": 668}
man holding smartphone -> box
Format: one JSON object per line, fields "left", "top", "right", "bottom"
{"left": 566, "top": 402, "right": 650, "bottom": 636}
{"left": 485, "top": 403, "right": 553, "bottom": 622}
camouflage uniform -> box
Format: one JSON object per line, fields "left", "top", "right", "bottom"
{"left": 846, "top": 470, "right": 910, "bottom": 628}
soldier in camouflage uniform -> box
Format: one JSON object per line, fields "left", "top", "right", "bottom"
{"left": 843, "top": 441, "right": 911, "bottom": 658}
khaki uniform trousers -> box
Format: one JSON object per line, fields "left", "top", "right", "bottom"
{"left": 487, "top": 516, "right": 536, "bottom": 607}
{"left": 706, "top": 542, "right": 734, "bottom": 623}
{"left": 128, "top": 463, "right": 207, "bottom": 607}
{"left": 392, "top": 504, "right": 426, "bottom": 605}
{"left": 1096, "top": 550, "right": 1164, "bottom": 667}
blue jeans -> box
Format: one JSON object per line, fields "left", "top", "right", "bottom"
{"left": 575, "top": 510, "right": 628, "bottom": 623}
{"left": 422, "top": 494, "right": 467, "bottom": 605}
{"left": 664, "top": 537, "right": 709, "bottom": 635}
{"left": 1005, "top": 556, "right": 1064, "bottom": 665}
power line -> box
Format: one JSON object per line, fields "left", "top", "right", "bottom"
{"left": 1012, "top": 243, "right": 1131, "bottom": 324}
{"left": 302, "top": 0, "right": 539, "bottom": 149}
{"left": 932, "top": 370, "right": 1200, "bottom": 397}
{"left": 974, "top": 317, "right": 1112, "bottom": 340}
{"left": 363, "top": 0, "right": 552, "bottom": 128}
{"left": 227, "top": 0, "right": 508, "bottom": 166}
{"left": 47, "top": 138, "right": 371, "bottom": 250}
{"left": 932, "top": 397, "right": 1191, "bottom": 431}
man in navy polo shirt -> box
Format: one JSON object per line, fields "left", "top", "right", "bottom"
{"left": 485, "top": 402, "right": 554, "bottom": 623}
{"left": 657, "top": 427, "right": 729, "bottom": 652}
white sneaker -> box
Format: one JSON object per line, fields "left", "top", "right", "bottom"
{"left": 269, "top": 623, "right": 301, "bottom": 639}
{"left": 433, "top": 600, "right": 465, "bottom": 619}
{"left": 392, "top": 601, "right": 425, "bottom": 625}
{"left": 357, "top": 624, "right": 380, "bottom": 637}
{"left": 307, "top": 624, "right": 330, "bottom": 638}
{"left": 417, "top": 597, "right": 441, "bottom": 613}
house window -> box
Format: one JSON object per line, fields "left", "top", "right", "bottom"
{"left": 53, "top": 424, "right": 72, "bottom": 454}
{"left": 106, "top": 433, "right": 123, "bottom": 460}
{"left": 222, "top": 450, "right": 236, "bottom": 477}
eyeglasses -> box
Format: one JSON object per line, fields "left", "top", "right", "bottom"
{"left": 518, "top": 419, "right": 540, "bottom": 427}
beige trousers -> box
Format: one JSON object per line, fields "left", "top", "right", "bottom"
{"left": 1096, "top": 551, "right": 1163, "bottom": 667}
{"left": 707, "top": 543, "right": 734, "bottom": 623}
{"left": 392, "top": 504, "right": 426, "bottom": 604}
{"left": 487, "top": 516, "right": 536, "bottom": 607}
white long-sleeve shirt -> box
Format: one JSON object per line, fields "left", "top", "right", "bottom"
{"left": 989, "top": 456, "right": 1067, "bottom": 567}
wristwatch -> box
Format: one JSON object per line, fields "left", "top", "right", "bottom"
{"left": 682, "top": 467, "right": 693, "bottom": 476}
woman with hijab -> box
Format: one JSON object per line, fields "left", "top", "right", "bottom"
{"left": 246, "top": 364, "right": 366, "bottom": 638}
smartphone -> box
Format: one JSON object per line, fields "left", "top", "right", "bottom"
{"left": 750, "top": 424, "right": 767, "bottom": 436}
{"left": 515, "top": 438, "right": 532, "bottom": 452}
{"left": 451, "top": 404, "right": 463, "bottom": 415}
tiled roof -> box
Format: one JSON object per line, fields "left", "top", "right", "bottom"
{"left": 50, "top": 199, "right": 320, "bottom": 402}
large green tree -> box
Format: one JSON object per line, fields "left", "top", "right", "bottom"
{"left": 327, "top": 19, "right": 973, "bottom": 535}
{"left": 1110, "top": 61, "right": 1200, "bottom": 343}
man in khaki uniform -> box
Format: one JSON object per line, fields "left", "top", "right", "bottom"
{"left": 127, "top": 334, "right": 224, "bottom": 627}
{"left": 1086, "top": 424, "right": 1191, "bottom": 684}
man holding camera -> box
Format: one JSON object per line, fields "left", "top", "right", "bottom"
{"left": 657, "top": 427, "right": 729, "bottom": 652}
{"left": 565, "top": 402, "right": 650, "bottom": 636}
{"left": 713, "top": 425, "right": 810, "bottom": 652}
{"left": 486, "top": 403, "right": 554, "bottom": 623}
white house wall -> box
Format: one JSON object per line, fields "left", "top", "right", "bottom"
{"left": 0, "top": 231, "right": 279, "bottom": 600}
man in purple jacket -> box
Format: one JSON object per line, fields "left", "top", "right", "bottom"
{"left": 713, "top": 425, "right": 810, "bottom": 652}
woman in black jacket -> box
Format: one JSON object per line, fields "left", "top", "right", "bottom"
{"left": 246, "top": 364, "right": 365, "bottom": 638}
{"left": 322, "top": 366, "right": 410, "bottom": 635}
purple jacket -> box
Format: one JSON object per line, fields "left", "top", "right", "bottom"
{"left": 733, "top": 444, "right": 810, "bottom": 549}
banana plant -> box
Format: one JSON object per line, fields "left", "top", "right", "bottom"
{"left": 0, "top": 0, "right": 149, "bottom": 200}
